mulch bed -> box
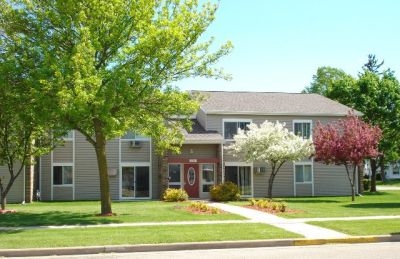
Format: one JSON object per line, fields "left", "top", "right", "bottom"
{"left": 0, "top": 209, "right": 16, "bottom": 215}
{"left": 244, "top": 205, "right": 302, "bottom": 215}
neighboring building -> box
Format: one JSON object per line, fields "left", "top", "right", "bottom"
{"left": 4, "top": 91, "right": 358, "bottom": 203}
{"left": 364, "top": 160, "right": 400, "bottom": 180}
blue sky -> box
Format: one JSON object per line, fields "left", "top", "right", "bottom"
{"left": 177, "top": 0, "right": 400, "bottom": 93}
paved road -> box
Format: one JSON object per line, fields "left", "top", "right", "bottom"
{"left": 9, "top": 242, "right": 400, "bottom": 259}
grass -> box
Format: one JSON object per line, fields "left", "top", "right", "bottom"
{"left": 0, "top": 223, "right": 301, "bottom": 249}
{"left": 1, "top": 201, "right": 244, "bottom": 227}
{"left": 232, "top": 191, "right": 400, "bottom": 219}
{"left": 309, "top": 219, "right": 400, "bottom": 236}
{"left": 377, "top": 179, "right": 400, "bottom": 186}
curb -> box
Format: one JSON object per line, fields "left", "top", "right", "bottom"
{"left": 1, "top": 235, "right": 399, "bottom": 257}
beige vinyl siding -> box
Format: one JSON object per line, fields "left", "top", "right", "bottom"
{"left": 314, "top": 162, "right": 352, "bottom": 196}
{"left": 295, "top": 183, "right": 313, "bottom": 196}
{"left": 169, "top": 144, "right": 218, "bottom": 159}
{"left": 52, "top": 186, "right": 73, "bottom": 200}
{"left": 74, "top": 132, "right": 100, "bottom": 200}
{"left": 0, "top": 164, "right": 24, "bottom": 203}
{"left": 121, "top": 140, "right": 151, "bottom": 162}
{"left": 52, "top": 141, "right": 73, "bottom": 163}
{"left": 196, "top": 109, "right": 207, "bottom": 129}
{"left": 40, "top": 154, "right": 52, "bottom": 200}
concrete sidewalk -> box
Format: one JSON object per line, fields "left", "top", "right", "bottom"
{"left": 208, "top": 203, "right": 349, "bottom": 239}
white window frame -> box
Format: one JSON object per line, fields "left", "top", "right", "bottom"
{"left": 167, "top": 163, "right": 183, "bottom": 189}
{"left": 52, "top": 163, "right": 74, "bottom": 186}
{"left": 294, "top": 162, "right": 313, "bottom": 184}
{"left": 120, "top": 162, "right": 151, "bottom": 200}
{"left": 62, "top": 130, "right": 74, "bottom": 141}
{"left": 223, "top": 119, "right": 252, "bottom": 141}
{"left": 224, "top": 162, "right": 253, "bottom": 197}
{"left": 200, "top": 163, "right": 216, "bottom": 194}
{"left": 121, "top": 131, "right": 150, "bottom": 141}
{"left": 293, "top": 120, "right": 312, "bottom": 139}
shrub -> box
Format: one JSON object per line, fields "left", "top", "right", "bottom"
{"left": 363, "top": 178, "right": 371, "bottom": 190}
{"left": 248, "top": 198, "right": 286, "bottom": 213}
{"left": 188, "top": 201, "right": 220, "bottom": 214}
{"left": 210, "top": 181, "right": 240, "bottom": 201}
{"left": 162, "top": 188, "right": 188, "bottom": 202}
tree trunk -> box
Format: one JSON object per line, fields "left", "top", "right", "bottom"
{"left": 267, "top": 171, "right": 276, "bottom": 200}
{"left": 267, "top": 162, "right": 284, "bottom": 199}
{"left": 344, "top": 164, "right": 356, "bottom": 202}
{"left": 1, "top": 194, "right": 5, "bottom": 210}
{"left": 370, "top": 159, "right": 377, "bottom": 192}
{"left": 93, "top": 120, "right": 112, "bottom": 215}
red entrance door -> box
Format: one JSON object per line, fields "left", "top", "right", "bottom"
{"left": 184, "top": 164, "right": 199, "bottom": 198}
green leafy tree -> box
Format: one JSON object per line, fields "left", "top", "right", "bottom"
{"left": 304, "top": 55, "right": 400, "bottom": 192}
{"left": 0, "top": 37, "right": 63, "bottom": 210}
{"left": 1, "top": 0, "right": 232, "bottom": 215}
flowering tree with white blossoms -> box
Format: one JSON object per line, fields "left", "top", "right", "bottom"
{"left": 226, "top": 121, "right": 314, "bottom": 199}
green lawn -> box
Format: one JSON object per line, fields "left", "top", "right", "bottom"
{"left": 377, "top": 179, "right": 400, "bottom": 186}
{"left": 0, "top": 224, "right": 301, "bottom": 249}
{"left": 232, "top": 191, "right": 400, "bottom": 219}
{"left": 309, "top": 219, "right": 400, "bottom": 236}
{"left": 1, "top": 201, "right": 244, "bottom": 227}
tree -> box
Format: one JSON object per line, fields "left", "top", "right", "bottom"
{"left": 0, "top": 36, "right": 63, "bottom": 210}
{"left": 226, "top": 121, "right": 314, "bottom": 199}
{"left": 313, "top": 113, "right": 382, "bottom": 201}
{"left": 1, "top": 0, "right": 232, "bottom": 215}
{"left": 362, "top": 54, "right": 384, "bottom": 75}
{"left": 304, "top": 55, "right": 400, "bottom": 192}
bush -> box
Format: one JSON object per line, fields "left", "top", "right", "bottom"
{"left": 248, "top": 198, "right": 286, "bottom": 212}
{"left": 210, "top": 181, "right": 240, "bottom": 201}
{"left": 363, "top": 178, "right": 371, "bottom": 190}
{"left": 188, "top": 201, "right": 220, "bottom": 214}
{"left": 162, "top": 188, "right": 188, "bottom": 202}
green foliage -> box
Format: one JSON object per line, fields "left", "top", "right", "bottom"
{"left": 304, "top": 55, "right": 400, "bottom": 192}
{"left": 162, "top": 188, "right": 189, "bottom": 202}
{"left": 363, "top": 178, "right": 371, "bottom": 191}
{"left": 188, "top": 201, "right": 220, "bottom": 214}
{"left": 248, "top": 198, "right": 287, "bottom": 212}
{"left": 210, "top": 182, "right": 240, "bottom": 202}
{"left": 1, "top": 0, "right": 232, "bottom": 214}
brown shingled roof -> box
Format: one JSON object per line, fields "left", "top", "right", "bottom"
{"left": 198, "top": 91, "right": 357, "bottom": 116}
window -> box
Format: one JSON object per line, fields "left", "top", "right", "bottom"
{"left": 293, "top": 121, "right": 312, "bottom": 139}
{"left": 224, "top": 121, "right": 251, "bottom": 140}
{"left": 121, "top": 131, "right": 147, "bottom": 140}
{"left": 225, "top": 166, "right": 252, "bottom": 196}
{"left": 53, "top": 165, "right": 73, "bottom": 185}
{"left": 62, "top": 130, "right": 74, "bottom": 140}
{"left": 168, "top": 164, "right": 182, "bottom": 189}
{"left": 201, "top": 164, "right": 215, "bottom": 192}
{"left": 295, "top": 164, "right": 312, "bottom": 183}
{"left": 121, "top": 165, "right": 150, "bottom": 198}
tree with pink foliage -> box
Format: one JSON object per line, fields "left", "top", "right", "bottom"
{"left": 313, "top": 113, "right": 382, "bottom": 201}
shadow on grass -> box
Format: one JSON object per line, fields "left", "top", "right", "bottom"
{"left": 344, "top": 203, "right": 400, "bottom": 209}
{"left": 0, "top": 211, "right": 122, "bottom": 227}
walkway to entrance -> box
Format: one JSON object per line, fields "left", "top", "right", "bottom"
{"left": 208, "top": 202, "right": 349, "bottom": 239}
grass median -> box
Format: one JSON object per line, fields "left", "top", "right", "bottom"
{"left": 0, "top": 223, "right": 301, "bottom": 249}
